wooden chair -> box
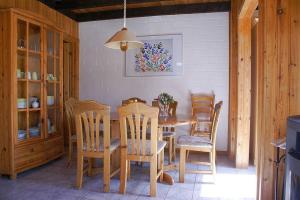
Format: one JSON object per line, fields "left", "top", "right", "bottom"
{"left": 122, "top": 97, "right": 146, "bottom": 106}
{"left": 118, "top": 102, "right": 166, "bottom": 197}
{"left": 191, "top": 93, "right": 215, "bottom": 137}
{"left": 65, "top": 97, "right": 78, "bottom": 167}
{"left": 74, "top": 101, "right": 120, "bottom": 192}
{"left": 152, "top": 100, "right": 178, "bottom": 163}
{"left": 177, "top": 101, "right": 222, "bottom": 183}
{"left": 65, "top": 98, "right": 96, "bottom": 167}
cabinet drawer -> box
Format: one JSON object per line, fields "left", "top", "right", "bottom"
{"left": 15, "top": 143, "right": 46, "bottom": 172}
{"left": 45, "top": 137, "right": 64, "bottom": 161}
{"left": 15, "top": 142, "right": 45, "bottom": 160}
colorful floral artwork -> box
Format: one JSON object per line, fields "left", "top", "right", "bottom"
{"left": 125, "top": 34, "right": 183, "bottom": 77}
{"left": 134, "top": 40, "right": 173, "bottom": 72}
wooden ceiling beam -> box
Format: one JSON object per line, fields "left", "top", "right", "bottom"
{"left": 75, "top": 2, "right": 230, "bottom": 22}
{"left": 53, "top": 0, "right": 168, "bottom": 11}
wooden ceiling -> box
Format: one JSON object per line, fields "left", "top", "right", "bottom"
{"left": 38, "top": 0, "right": 230, "bottom": 22}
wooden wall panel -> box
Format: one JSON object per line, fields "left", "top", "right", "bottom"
{"left": 256, "top": 0, "right": 300, "bottom": 199}
{"left": 230, "top": 0, "right": 300, "bottom": 197}
{"left": 0, "top": 0, "right": 78, "bottom": 38}
{"left": 257, "top": 1, "right": 278, "bottom": 199}
{"left": 290, "top": 0, "right": 300, "bottom": 116}
{"left": 228, "top": 0, "right": 238, "bottom": 160}
{"left": 236, "top": 16, "right": 252, "bottom": 168}
{"left": 250, "top": 23, "right": 258, "bottom": 166}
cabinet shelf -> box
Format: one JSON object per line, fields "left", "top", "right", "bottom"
{"left": 28, "top": 80, "right": 41, "bottom": 83}
{"left": 46, "top": 80, "right": 60, "bottom": 84}
{"left": 17, "top": 47, "right": 27, "bottom": 52}
{"left": 29, "top": 50, "right": 41, "bottom": 55}
{"left": 29, "top": 108, "right": 41, "bottom": 112}
{"left": 18, "top": 108, "right": 27, "bottom": 112}
{"left": 17, "top": 78, "right": 27, "bottom": 82}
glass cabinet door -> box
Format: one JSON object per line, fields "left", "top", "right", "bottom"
{"left": 16, "top": 18, "right": 43, "bottom": 143}
{"left": 45, "top": 28, "right": 62, "bottom": 138}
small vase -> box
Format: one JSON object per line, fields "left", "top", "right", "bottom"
{"left": 159, "top": 103, "right": 169, "bottom": 117}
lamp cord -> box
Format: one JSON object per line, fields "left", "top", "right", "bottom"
{"left": 123, "top": 0, "right": 126, "bottom": 28}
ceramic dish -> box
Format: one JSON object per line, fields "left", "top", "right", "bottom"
{"left": 17, "top": 98, "right": 27, "bottom": 109}
{"left": 18, "top": 130, "right": 27, "bottom": 140}
{"left": 47, "top": 96, "right": 54, "bottom": 106}
{"left": 29, "top": 127, "right": 40, "bottom": 137}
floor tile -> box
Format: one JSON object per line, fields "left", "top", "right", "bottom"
{"left": 0, "top": 154, "right": 256, "bottom": 200}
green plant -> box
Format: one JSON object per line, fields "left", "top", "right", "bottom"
{"left": 158, "top": 93, "right": 174, "bottom": 105}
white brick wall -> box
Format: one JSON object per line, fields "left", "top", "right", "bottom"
{"left": 79, "top": 12, "right": 229, "bottom": 151}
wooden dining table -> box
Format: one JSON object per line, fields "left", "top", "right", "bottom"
{"left": 109, "top": 112, "right": 196, "bottom": 185}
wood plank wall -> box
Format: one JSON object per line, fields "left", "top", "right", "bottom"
{"left": 0, "top": 0, "right": 78, "bottom": 38}
{"left": 230, "top": 0, "right": 300, "bottom": 199}
{"left": 228, "top": 0, "right": 238, "bottom": 161}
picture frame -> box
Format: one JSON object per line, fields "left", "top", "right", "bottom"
{"left": 125, "top": 34, "right": 183, "bottom": 77}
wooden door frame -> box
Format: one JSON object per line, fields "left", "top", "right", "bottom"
{"left": 235, "top": 0, "right": 258, "bottom": 168}
{"left": 62, "top": 33, "right": 79, "bottom": 144}
{"left": 63, "top": 33, "right": 79, "bottom": 99}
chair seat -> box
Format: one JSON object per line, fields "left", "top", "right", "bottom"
{"left": 127, "top": 139, "right": 166, "bottom": 155}
{"left": 83, "top": 138, "right": 120, "bottom": 152}
{"left": 162, "top": 131, "right": 176, "bottom": 137}
{"left": 177, "top": 135, "right": 212, "bottom": 148}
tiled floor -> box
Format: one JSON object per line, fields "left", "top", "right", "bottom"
{"left": 0, "top": 153, "right": 256, "bottom": 200}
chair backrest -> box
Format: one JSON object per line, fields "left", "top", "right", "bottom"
{"left": 211, "top": 101, "right": 223, "bottom": 147}
{"left": 118, "top": 102, "right": 159, "bottom": 156}
{"left": 191, "top": 93, "right": 215, "bottom": 120}
{"left": 152, "top": 100, "right": 178, "bottom": 117}
{"left": 74, "top": 101, "right": 110, "bottom": 153}
{"left": 122, "top": 97, "right": 146, "bottom": 106}
{"left": 65, "top": 97, "right": 78, "bottom": 137}
{"left": 65, "top": 98, "right": 97, "bottom": 136}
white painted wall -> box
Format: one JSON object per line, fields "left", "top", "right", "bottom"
{"left": 79, "top": 12, "right": 229, "bottom": 151}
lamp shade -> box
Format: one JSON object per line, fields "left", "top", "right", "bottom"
{"left": 104, "top": 27, "right": 143, "bottom": 51}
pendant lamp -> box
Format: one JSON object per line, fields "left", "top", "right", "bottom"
{"left": 104, "top": 0, "right": 143, "bottom": 51}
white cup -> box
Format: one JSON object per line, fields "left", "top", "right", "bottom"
{"left": 32, "top": 72, "right": 38, "bottom": 80}
{"left": 27, "top": 72, "right": 31, "bottom": 80}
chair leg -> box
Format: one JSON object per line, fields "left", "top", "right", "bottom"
{"left": 76, "top": 153, "right": 83, "bottom": 189}
{"left": 127, "top": 160, "right": 131, "bottom": 179}
{"left": 209, "top": 152, "right": 213, "bottom": 171}
{"left": 103, "top": 151, "right": 111, "bottom": 192}
{"left": 186, "top": 150, "right": 190, "bottom": 161}
{"left": 179, "top": 148, "right": 186, "bottom": 183}
{"left": 67, "top": 140, "right": 73, "bottom": 167}
{"left": 119, "top": 149, "right": 128, "bottom": 194}
{"left": 150, "top": 155, "right": 157, "bottom": 197}
{"left": 172, "top": 137, "right": 176, "bottom": 162}
{"left": 212, "top": 151, "right": 216, "bottom": 182}
{"left": 159, "top": 150, "right": 164, "bottom": 182}
{"left": 168, "top": 137, "right": 172, "bottom": 164}
{"left": 88, "top": 158, "right": 93, "bottom": 176}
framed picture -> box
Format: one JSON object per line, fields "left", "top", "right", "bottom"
{"left": 125, "top": 34, "right": 183, "bottom": 77}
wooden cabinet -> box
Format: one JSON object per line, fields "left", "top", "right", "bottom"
{"left": 0, "top": 9, "right": 64, "bottom": 178}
